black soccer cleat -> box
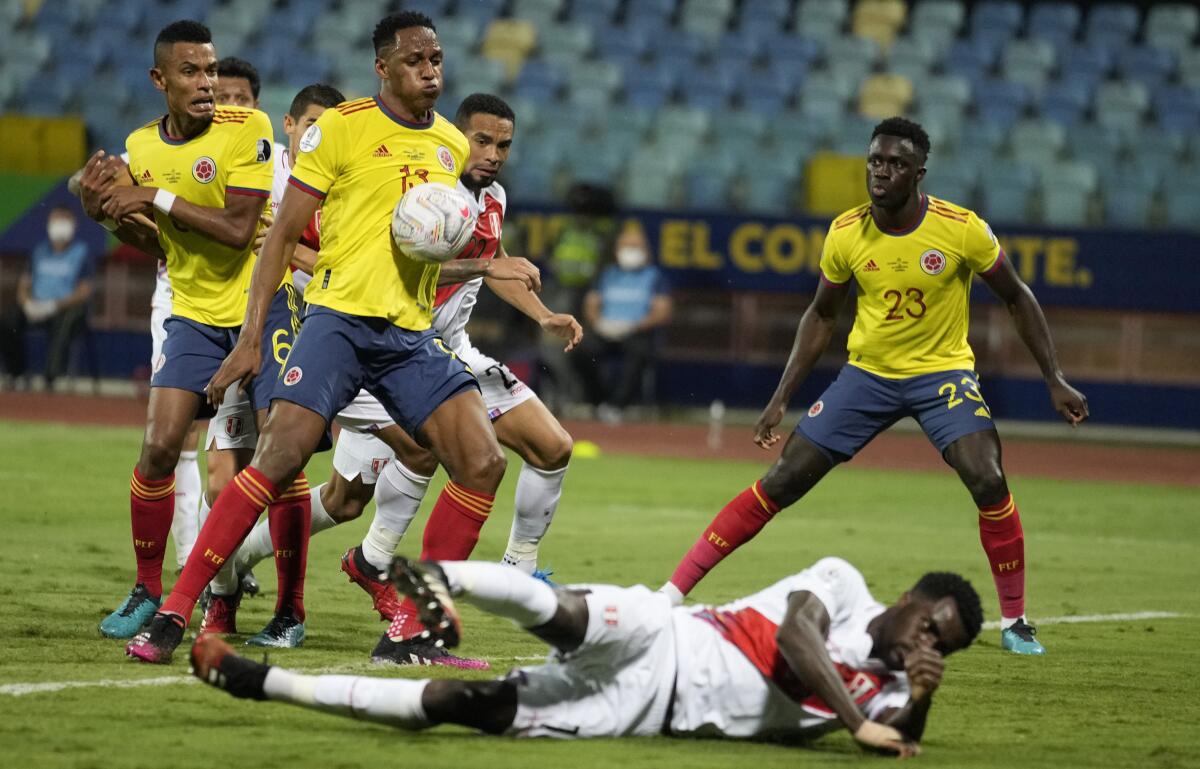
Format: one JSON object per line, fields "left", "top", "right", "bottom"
{"left": 388, "top": 556, "right": 462, "bottom": 649}
{"left": 190, "top": 634, "right": 270, "bottom": 699}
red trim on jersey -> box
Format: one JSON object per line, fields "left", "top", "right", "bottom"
{"left": 288, "top": 176, "right": 326, "bottom": 200}
{"left": 157, "top": 117, "right": 195, "bottom": 146}
{"left": 820, "top": 274, "right": 848, "bottom": 288}
{"left": 873, "top": 194, "right": 928, "bottom": 236}
{"left": 981, "top": 248, "right": 1007, "bottom": 276}
{"left": 433, "top": 190, "right": 505, "bottom": 308}
{"left": 374, "top": 95, "right": 434, "bottom": 129}
{"left": 227, "top": 185, "right": 269, "bottom": 198}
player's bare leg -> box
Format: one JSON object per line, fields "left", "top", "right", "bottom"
{"left": 101, "top": 387, "right": 203, "bottom": 638}
{"left": 662, "top": 431, "right": 834, "bottom": 604}
{"left": 493, "top": 397, "right": 573, "bottom": 577}
{"left": 944, "top": 430, "right": 1042, "bottom": 654}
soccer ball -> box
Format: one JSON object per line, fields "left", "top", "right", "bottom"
{"left": 390, "top": 182, "right": 477, "bottom": 264}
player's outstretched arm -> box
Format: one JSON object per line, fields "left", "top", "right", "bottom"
{"left": 437, "top": 254, "right": 541, "bottom": 291}
{"left": 753, "top": 280, "right": 850, "bottom": 448}
{"left": 776, "top": 591, "right": 919, "bottom": 757}
{"left": 485, "top": 247, "right": 582, "bottom": 352}
{"left": 980, "top": 257, "right": 1089, "bottom": 425}
{"left": 206, "top": 185, "right": 318, "bottom": 407}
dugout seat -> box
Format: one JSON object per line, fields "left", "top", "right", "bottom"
{"left": 1145, "top": 4, "right": 1200, "bottom": 54}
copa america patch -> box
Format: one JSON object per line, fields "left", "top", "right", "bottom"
{"left": 299, "top": 124, "right": 322, "bottom": 153}
{"left": 808, "top": 400, "right": 824, "bottom": 417}
{"left": 920, "top": 249, "right": 947, "bottom": 275}
{"left": 283, "top": 366, "right": 303, "bottom": 386}
{"left": 192, "top": 156, "right": 216, "bottom": 183}
{"left": 256, "top": 138, "right": 272, "bottom": 163}
{"left": 436, "top": 145, "right": 455, "bottom": 171}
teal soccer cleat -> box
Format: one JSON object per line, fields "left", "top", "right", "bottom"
{"left": 100, "top": 584, "right": 161, "bottom": 639}
{"left": 1001, "top": 619, "right": 1046, "bottom": 655}
{"left": 246, "top": 609, "right": 305, "bottom": 648}
{"left": 532, "top": 567, "right": 557, "bottom": 588}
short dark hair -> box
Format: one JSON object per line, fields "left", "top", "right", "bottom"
{"left": 871, "top": 117, "right": 931, "bottom": 159}
{"left": 455, "top": 93, "right": 516, "bottom": 127}
{"left": 153, "top": 20, "right": 212, "bottom": 67}
{"left": 913, "top": 571, "right": 983, "bottom": 646}
{"left": 373, "top": 12, "right": 437, "bottom": 55}
{"left": 217, "top": 56, "right": 261, "bottom": 99}
{"left": 289, "top": 83, "right": 346, "bottom": 119}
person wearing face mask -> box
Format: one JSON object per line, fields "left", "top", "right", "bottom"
{"left": 0, "top": 205, "right": 95, "bottom": 391}
{"left": 571, "top": 223, "right": 672, "bottom": 422}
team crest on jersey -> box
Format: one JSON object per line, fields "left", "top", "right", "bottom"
{"left": 192, "top": 156, "right": 217, "bottom": 183}
{"left": 920, "top": 249, "right": 947, "bottom": 275}
{"left": 808, "top": 400, "right": 824, "bottom": 417}
{"left": 256, "top": 138, "right": 272, "bottom": 163}
{"left": 371, "top": 457, "right": 391, "bottom": 476}
{"left": 283, "top": 366, "right": 303, "bottom": 386}
{"left": 299, "top": 125, "right": 322, "bottom": 152}
{"left": 436, "top": 145, "right": 455, "bottom": 171}
{"left": 225, "top": 416, "right": 244, "bottom": 437}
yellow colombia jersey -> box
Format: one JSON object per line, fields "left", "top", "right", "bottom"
{"left": 819, "top": 194, "right": 1003, "bottom": 378}
{"left": 287, "top": 95, "right": 469, "bottom": 329}
{"left": 125, "top": 107, "right": 274, "bottom": 326}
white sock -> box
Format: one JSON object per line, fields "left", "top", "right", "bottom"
{"left": 1000, "top": 615, "right": 1026, "bottom": 630}
{"left": 658, "top": 582, "right": 685, "bottom": 607}
{"left": 235, "top": 484, "right": 339, "bottom": 573}
{"left": 502, "top": 463, "right": 567, "bottom": 574}
{"left": 171, "top": 450, "right": 201, "bottom": 568}
{"left": 200, "top": 494, "right": 241, "bottom": 596}
{"left": 440, "top": 561, "right": 558, "bottom": 628}
{"left": 263, "top": 669, "right": 431, "bottom": 730}
{"left": 362, "top": 462, "right": 430, "bottom": 572}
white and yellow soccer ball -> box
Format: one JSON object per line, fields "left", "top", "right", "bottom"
{"left": 390, "top": 182, "right": 478, "bottom": 263}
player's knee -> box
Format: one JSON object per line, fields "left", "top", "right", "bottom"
{"left": 325, "top": 485, "right": 369, "bottom": 523}
{"left": 138, "top": 437, "right": 181, "bottom": 478}
{"left": 251, "top": 436, "right": 306, "bottom": 488}
{"left": 963, "top": 467, "right": 1007, "bottom": 506}
{"left": 460, "top": 444, "right": 507, "bottom": 490}
{"left": 530, "top": 431, "right": 573, "bottom": 471}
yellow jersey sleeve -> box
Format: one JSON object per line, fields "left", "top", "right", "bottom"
{"left": 963, "top": 211, "right": 1002, "bottom": 274}
{"left": 288, "top": 108, "right": 347, "bottom": 198}
{"left": 818, "top": 225, "right": 851, "bottom": 285}
{"left": 225, "top": 109, "right": 275, "bottom": 196}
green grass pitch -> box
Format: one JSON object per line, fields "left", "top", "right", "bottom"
{"left": 1, "top": 420, "right": 1197, "bottom": 768}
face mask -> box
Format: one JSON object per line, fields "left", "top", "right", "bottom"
{"left": 616, "top": 246, "right": 648, "bottom": 270}
{"left": 48, "top": 220, "right": 75, "bottom": 244}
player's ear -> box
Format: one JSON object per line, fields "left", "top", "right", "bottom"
{"left": 283, "top": 114, "right": 295, "bottom": 134}
{"left": 374, "top": 55, "right": 389, "bottom": 81}
{"left": 149, "top": 66, "right": 167, "bottom": 93}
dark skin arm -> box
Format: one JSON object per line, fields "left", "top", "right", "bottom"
{"left": 876, "top": 647, "right": 943, "bottom": 741}
{"left": 101, "top": 184, "right": 266, "bottom": 252}
{"left": 484, "top": 248, "right": 583, "bottom": 353}
{"left": 205, "top": 183, "right": 316, "bottom": 406}
{"left": 436, "top": 254, "right": 541, "bottom": 291}
{"left": 76, "top": 151, "right": 166, "bottom": 258}
{"left": 753, "top": 279, "right": 852, "bottom": 448}
{"left": 979, "top": 257, "right": 1089, "bottom": 425}
{"left": 776, "top": 591, "right": 919, "bottom": 756}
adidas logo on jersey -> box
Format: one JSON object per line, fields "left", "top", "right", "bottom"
{"left": 140, "top": 169, "right": 154, "bottom": 182}
{"left": 864, "top": 259, "right": 880, "bottom": 271}
{"left": 373, "top": 144, "right": 391, "bottom": 158}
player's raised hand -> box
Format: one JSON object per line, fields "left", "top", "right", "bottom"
{"left": 101, "top": 184, "right": 155, "bottom": 220}
{"left": 753, "top": 400, "right": 787, "bottom": 449}
{"left": 904, "top": 647, "right": 944, "bottom": 700}
{"left": 206, "top": 340, "right": 262, "bottom": 408}
{"left": 78, "top": 150, "right": 121, "bottom": 220}
{"left": 1048, "top": 377, "right": 1089, "bottom": 426}
{"left": 540, "top": 312, "right": 583, "bottom": 352}
{"left": 853, "top": 720, "right": 921, "bottom": 757}
{"left": 488, "top": 256, "right": 541, "bottom": 292}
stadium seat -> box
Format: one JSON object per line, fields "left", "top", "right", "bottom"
{"left": 652, "top": 106, "right": 712, "bottom": 145}
{"left": 1103, "top": 185, "right": 1156, "bottom": 229}
{"left": 858, "top": 73, "right": 913, "bottom": 119}
{"left": 538, "top": 23, "right": 593, "bottom": 66}
{"left": 1041, "top": 161, "right": 1098, "bottom": 227}
{"left": 685, "top": 167, "right": 736, "bottom": 210}
{"left": 1161, "top": 178, "right": 1200, "bottom": 230}
{"left": 1002, "top": 38, "right": 1057, "bottom": 96}
{"left": 1094, "top": 80, "right": 1150, "bottom": 136}
{"left": 909, "top": 0, "right": 965, "bottom": 50}
{"left": 1057, "top": 42, "right": 1115, "bottom": 90}
{"left": 1153, "top": 84, "right": 1200, "bottom": 135}
{"left": 970, "top": 1, "right": 1024, "bottom": 42}
{"left": 795, "top": 0, "right": 849, "bottom": 42}
{"left": 1067, "top": 122, "right": 1126, "bottom": 164}
{"left": 625, "top": 0, "right": 677, "bottom": 27}
{"left": 1027, "top": 2, "right": 1081, "bottom": 49}
{"left": 679, "top": 63, "right": 742, "bottom": 111}
{"left": 456, "top": 0, "right": 506, "bottom": 27}
{"left": 851, "top": 0, "right": 908, "bottom": 52}
{"left": 886, "top": 36, "right": 939, "bottom": 81}
{"left": 980, "top": 165, "right": 1036, "bottom": 224}
{"left": 1009, "top": 119, "right": 1066, "bottom": 169}
{"left": 739, "top": 169, "right": 799, "bottom": 215}
{"left": 741, "top": 0, "right": 792, "bottom": 29}
{"left": 447, "top": 55, "right": 509, "bottom": 95}
{"left": 481, "top": 19, "right": 538, "bottom": 79}
{"left": 924, "top": 152, "right": 981, "bottom": 199}
{"left": 742, "top": 87, "right": 792, "bottom": 118}
{"left": 1084, "top": 3, "right": 1141, "bottom": 49}
{"left": 514, "top": 59, "right": 565, "bottom": 104}
{"left": 1144, "top": 4, "right": 1200, "bottom": 53}
{"left": 512, "top": 0, "right": 566, "bottom": 28}
{"left": 594, "top": 24, "right": 652, "bottom": 64}
{"left": 654, "top": 31, "right": 713, "bottom": 69}
{"left": 505, "top": 162, "right": 560, "bottom": 204}
{"left": 974, "top": 79, "right": 1032, "bottom": 130}
{"left": 824, "top": 35, "right": 881, "bottom": 88}
{"left": 567, "top": 0, "right": 621, "bottom": 25}
{"left": 1040, "top": 80, "right": 1093, "bottom": 127}
{"left": 1180, "top": 48, "right": 1200, "bottom": 88}
{"left": 436, "top": 17, "right": 483, "bottom": 54}
{"left": 680, "top": 0, "right": 737, "bottom": 40}
{"left": 1115, "top": 46, "right": 1177, "bottom": 91}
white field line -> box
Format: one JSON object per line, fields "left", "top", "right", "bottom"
{"left": 2, "top": 614, "right": 1186, "bottom": 697}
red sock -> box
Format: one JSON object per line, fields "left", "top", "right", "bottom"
{"left": 130, "top": 468, "right": 175, "bottom": 597}
{"left": 161, "top": 467, "right": 278, "bottom": 621}
{"left": 269, "top": 472, "right": 311, "bottom": 621}
{"left": 669, "top": 480, "right": 780, "bottom": 596}
{"left": 978, "top": 493, "right": 1025, "bottom": 620}
{"left": 386, "top": 481, "right": 494, "bottom": 640}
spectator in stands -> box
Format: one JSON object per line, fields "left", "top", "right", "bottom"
{"left": 0, "top": 205, "right": 95, "bottom": 391}
{"left": 572, "top": 222, "right": 672, "bottom": 422}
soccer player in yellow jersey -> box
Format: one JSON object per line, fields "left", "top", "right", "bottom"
{"left": 664, "top": 118, "right": 1089, "bottom": 656}
{"left": 130, "top": 12, "right": 518, "bottom": 666}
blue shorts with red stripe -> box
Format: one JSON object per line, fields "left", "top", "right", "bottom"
{"left": 271, "top": 306, "right": 479, "bottom": 435}
{"left": 152, "top": 285, "right": 300, "bottom": 416}
{"left": 795, "top": 364, "right": 996, "bottom": 463}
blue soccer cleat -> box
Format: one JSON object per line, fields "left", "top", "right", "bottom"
{"left": 1001, "top": 619, "right": 1046, "bottom": 655}
{"left": 245, "top": 609, "right": 306, "bottom": 648}
{"left": 100, "top": 584, "right": 162, "bottom": 639}
{"left": 532, "top": 567, "right": 557, "bottom": 588}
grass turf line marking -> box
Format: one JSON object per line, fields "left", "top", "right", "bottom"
{"left": 981, "top": 610, "right": 1182, "bottom": 630}
{"left": 2, "top": 613, "right": 1185, "bottom": 697}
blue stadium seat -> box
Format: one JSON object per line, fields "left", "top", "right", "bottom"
{"left": 909, "top": 0, "right": 965, "bottom": 50}
{"left": 1002, "top": 38, "right": 1057, "bottom": 96}
{"left": 654, "top": 31, "right": 713, "bottom": 67}
{"left": 626, "top": 0, "right": 678, "bottom": 25}
{"left": 980, "top": 165, "right": 1035, "bottom": 224}
{"left": 1181, "top": 48, "right": 1200, "bottom": 88}
{"left": 455, "top": 0, "right": 506, "bottom": 27}
{"left": 1094, "top": 80, "right": 1150, "bottom": 136}
{"left": 824, "top": 35, "right": 880, "bottom": 87}
{"left": 1145, "top": 4, "right": 1200, "bottom": 54}
{"left": 680, "top": 0, "right": 737, "bottom": 40}
{"left": 1115, "top": 46, "right": 1177, "bottom": 91}
{"left": 513, "top": 0, "right": 566, "bottom": 28}
{"left": 1040, "top": 80, "right": 1092, "bottom": 127}
{"left": 1027, "top": 2, "right": 1081, "bottom": 49}
{"left": 436, "top": 17, "right": 483, "bottom": 54}
{"left": 719, "top": 29, "right": 770, "bottom": 62}
{"left": 1010, "top": 119, "right": 1066, "bottom": 169}
{"left": 742, "top": 88, "right": 792, "bottom": 118}
{"left": 795, "top": 0, "right": 849, "bottom": 41}
{"left": 1153, "top": 84, "right": 1200, "bottom": 135}
{"left": 1057, "top": 42, "right": 1114, "bottom": 90}
{"left": 261, "top": 7, "right": 318, "bottom": 44}
{"left": 1067, "top": 123, "right": 1126, "bottom": 165}
{"left": 539, "top": 23, "right": 594, "bottom": 66}
{"left": 742, "top": 0, "right": 792, "bottom": 26}
{"left": 1161, "top": 179, "right": 1200, "bottom": 230}
{"left": 769, "top": 35, "right": 823, "bottom": 71}
{"left": 1103, "top": 186, "right": 1155, "bottom": 229}
{"left": 887, "top": 36, "right": 939, "bottom": 82}
{"left": 514, "top": 59, "right": 565, "bottom": 104}
{"left": 1041, "top": 161, "right": 1098, "bottom": 227}
{"left": 594, "top": 24, "right": 652, "bottom": 63}
{"left": 567, "top": 0, "right": 621, "bottom": 26}
{"left": 1084, "top": 3, "right": 1140, "bottom": 49}
{"left": 505, "top": 163, "right": 559, "bottom": 204}
{"left": 970, "top": 1, "right": 1024, "bottom": 42}
{"left": 685, "top": 168, "right": 735, "bottom": 210}
{"left": 679, "top": 64, "right": 743, "bottom": 110}
{"left": 740, "top": 168, "right": 797, "bottom": 215}
{"left": 974, "top": 79, "right": 1032, "bottom": 130}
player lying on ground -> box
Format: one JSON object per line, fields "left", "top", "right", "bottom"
{"left": 664, "top": 117, "right": 1089, "bottom": 655}
{"left": 193, "top": 556, "right": 980, "bottom": 756}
